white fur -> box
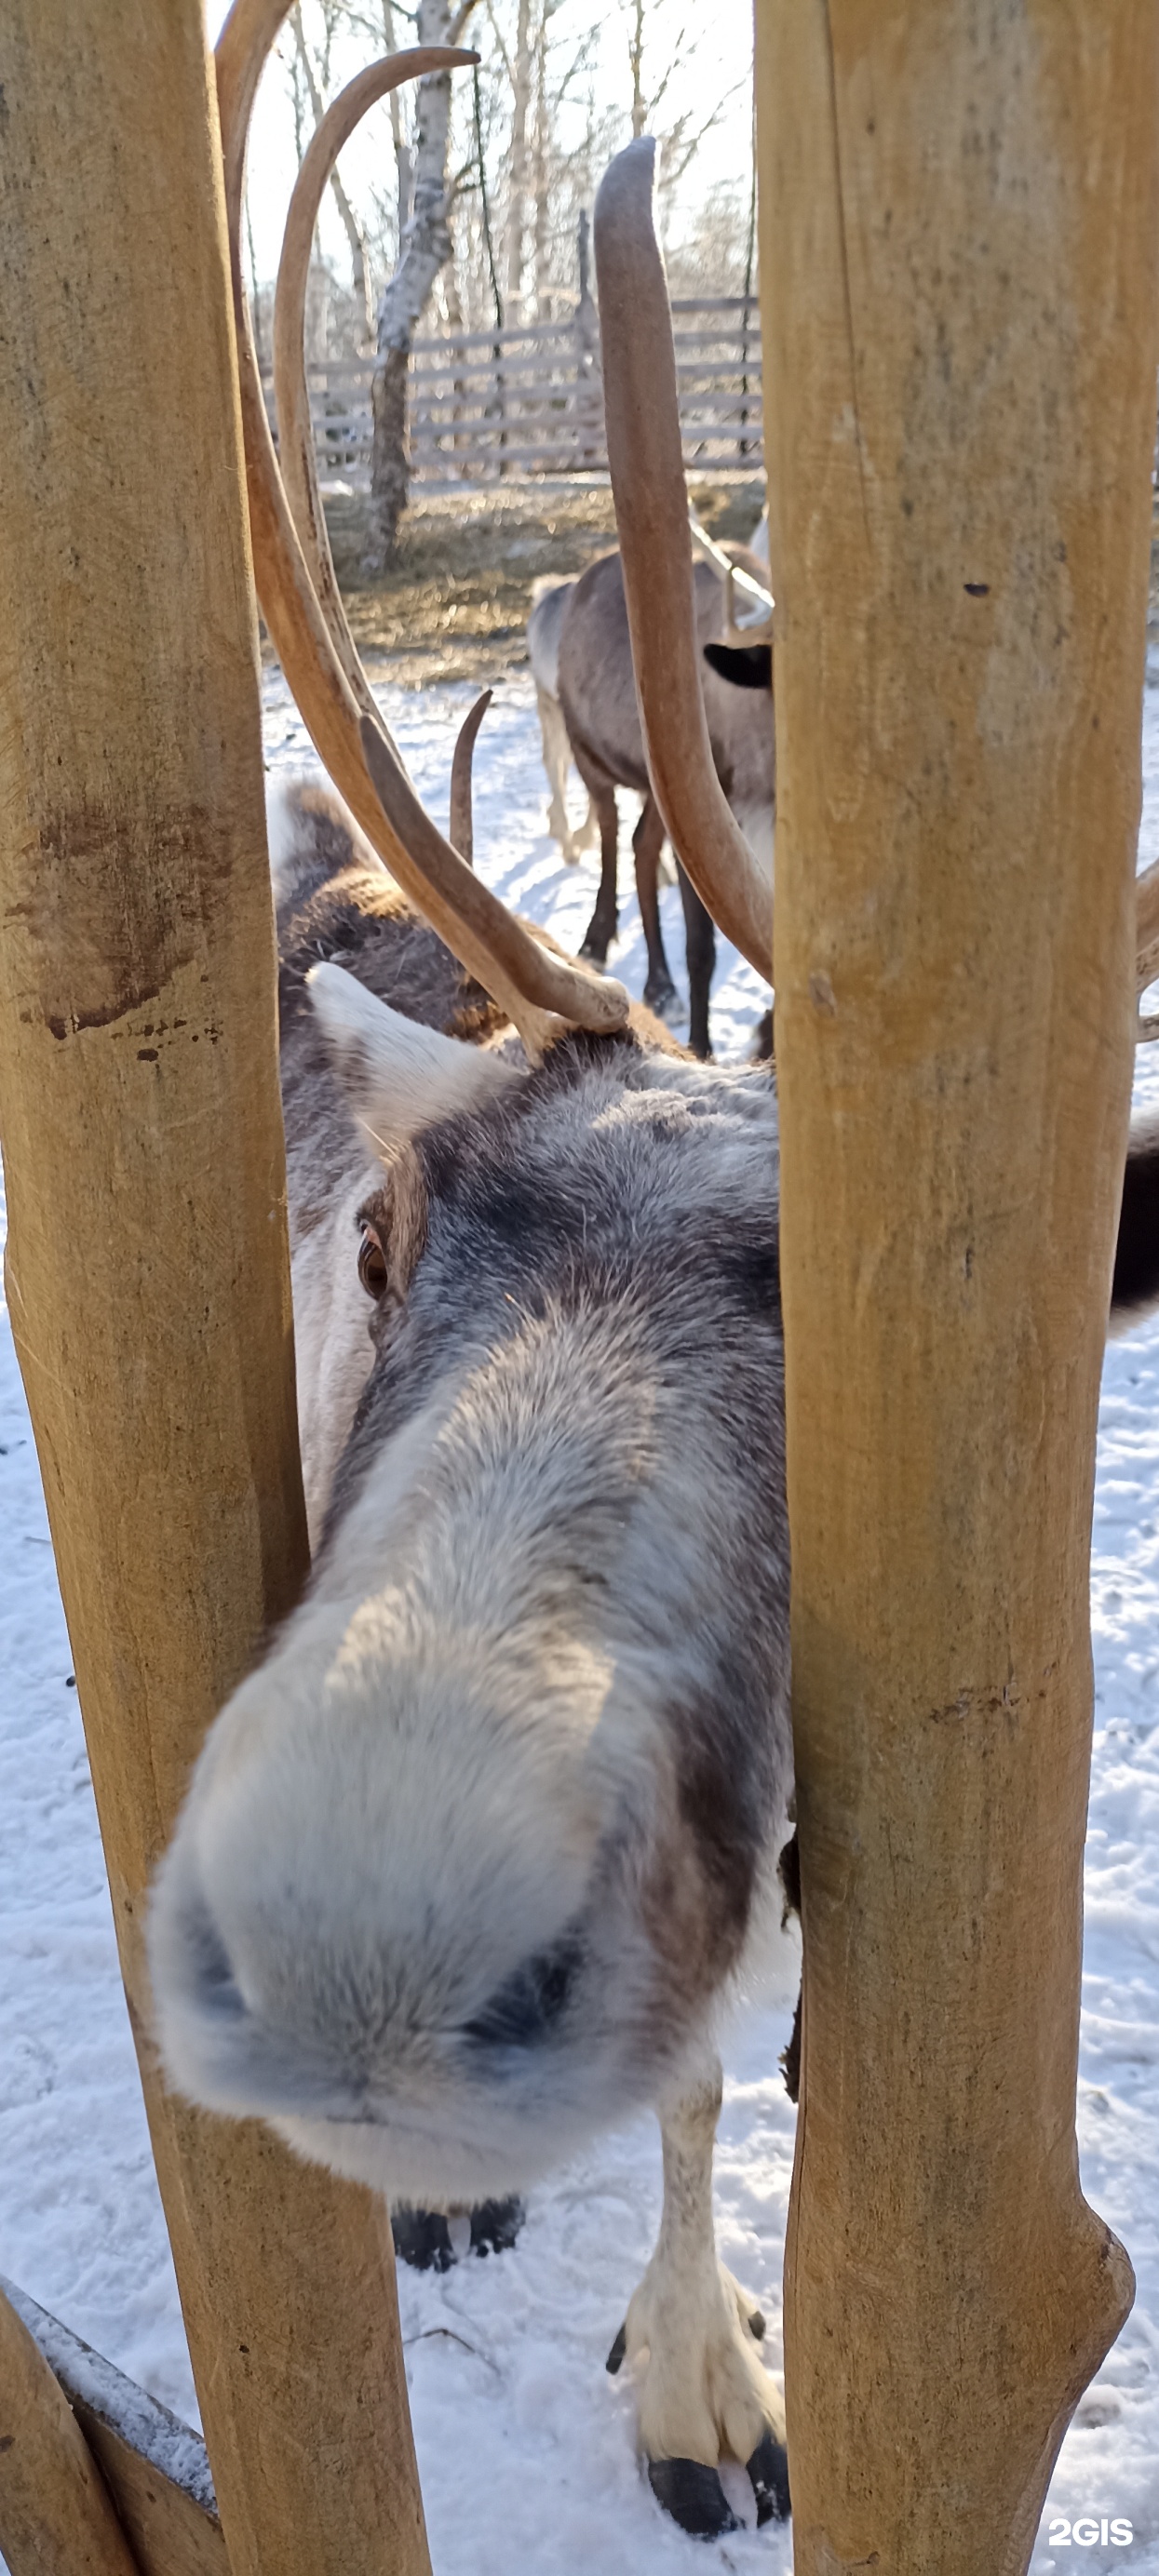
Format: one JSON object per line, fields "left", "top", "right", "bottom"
{"left": 152, "top": 1268, "right": 759, "bottom": 2198}
{"left": 307, "top": 962, "right": 521, "bottom": 1146}
{"left": 527, "top": 576, "right": 567, "bottom": 699}
{"left": 291, "top": 971, "right": 524, "bottom": 1541}
{"left": 290, "top": 1187, "right": 378, "bottom": 1545}
{"left": 265, "top": 772, "right": 373, "bottom": 893}
{"left": 733, "top": 800, "right": 775, "bottom": 895}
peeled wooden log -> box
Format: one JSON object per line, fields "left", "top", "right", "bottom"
{"left": 757, "top": 6, "right": 1156, "bottom": 2569}
{"left": 0, "top": 2283, "right": 142, "bottom": 2576}
{"left": 2, "top": 2275, "right": 227, "bottom": 2576}
{"left": 0, "top": 9, "right": 429, "bottom": 2574}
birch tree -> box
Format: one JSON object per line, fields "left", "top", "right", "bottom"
{"left": 290, "top": 4, "right": 375, "bottom": 342}
{"left": 379, "top": 0, "right": 413, "bottom": 248}
{"left": 367, "top": 0, "right": 478, "bottom": 568}
{"left": 503, "top": 0, "right": 533, "bottom": 316}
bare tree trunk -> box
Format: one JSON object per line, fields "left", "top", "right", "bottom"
{"left": 628, "top": 0, "right": 645, "bottom": 139}
{"left": 368, "top": 0, "right": 456, "bottom": 570}
{"left": 246, "top": 191, "right": 265, "bottom": 370}
{"left": 532, "top": 0, "right": 550, "bottom": 317}
{"left": 381, "top": 0, "right": 413, "bottom": 240}
{"left": 505, "top": 0, "right": 533, "bottom": 317}
{"left": 573, "top": 209, "right": 600, "bottom": 466}
{"left": 441, "top": 252, "right": 469, "bottom": 458}
{"left": 290, "top": 5, "right": 374, "bottom": 344}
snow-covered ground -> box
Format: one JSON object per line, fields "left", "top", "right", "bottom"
{"left": 2, "top": 664, "right": 1159, "bottom": 2573}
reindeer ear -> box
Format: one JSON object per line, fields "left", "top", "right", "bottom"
{"left": 306, "top": 962, "right": 522, "bottom": 1147}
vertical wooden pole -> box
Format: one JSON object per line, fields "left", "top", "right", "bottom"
{"left": 0, "top": 11, "right": 430, "bottom": 2575}
{"left": 757, "top": 7, "right": 1156, "bottom": 2569}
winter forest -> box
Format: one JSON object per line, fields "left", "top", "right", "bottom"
{"left": 235, "top": 0, "right": 756, "bottom": 360}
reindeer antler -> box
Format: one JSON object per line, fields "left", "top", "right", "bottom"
{"left": 214, "top": 1, "right": 629, "bottom": 1058}
{"left": 595, "top": 138, "right": 775, "bottom": 986}
{"left": 448, "top": 692, "right": 492, "bottom": 865}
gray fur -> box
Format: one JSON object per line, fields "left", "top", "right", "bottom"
{"left": 149, "top": 790, "right": 795, "bottom": 2208}
{"left": 150, "top": 775, "right": 1159, "bottom": 2508}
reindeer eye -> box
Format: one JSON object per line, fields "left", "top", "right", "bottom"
{"left": 357, "top": 1225, "right": 388, "bottom": 1298}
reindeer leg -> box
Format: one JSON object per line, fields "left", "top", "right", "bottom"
{"left": 575, "top": 791, "right": 600, "bottom": 853}
{"left": 576, "top": 759, "right": 620, "bottom": 966}
{"left": 634, "top": 794, "right": 681, "bottom": 1024}
{"left": 535, "top": 686, "right": 580, "bottom": 861}
{"left": 677, "top": 863, "right": 717, "bottom": 1061}
{"left": 608, "top": 2055, "right": 789, "bottom": 2538}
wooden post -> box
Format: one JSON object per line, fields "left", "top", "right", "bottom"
{"left": 0, "top": 11, "right": 430, "bottom": 2575}
{"left": 0, "top": 2285, "right": 142, "bottom": 2576}
{"left": 757, "top": 7, "right": 1157, "bottom": 2569}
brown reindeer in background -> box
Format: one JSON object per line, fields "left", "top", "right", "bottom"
{"left": 529, "top": 543, "right": 775, "bottom": 1058}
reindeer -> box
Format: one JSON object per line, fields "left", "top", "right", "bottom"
{"left": 149, "top": 62, "right": 1159, "bottom": 2547}
{"left": 154, "top": 740, "right": 796, "bottom": 2542}
{"left": 528, "top": 543, "right": 774, "bottom": 1060}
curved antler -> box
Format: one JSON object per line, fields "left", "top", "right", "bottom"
{"left": 214, "top": 0, "right": 629, "bottom": 1056}
{"left": 594, "top": 139, "right": 774, "bottom": 986}
{"left": 449, "top": 691, "right": 492, "bottom": 864}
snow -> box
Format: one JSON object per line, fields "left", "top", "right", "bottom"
{"left": 2, "top": 662, "right": 1159, "bottom": 2571}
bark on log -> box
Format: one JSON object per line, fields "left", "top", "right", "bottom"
{"left": 0, "top": 2283, "right": 142, "bottom": 2576}
{"left": 757, "top": 7, "right": 1156, "bottom": 2570}
{"left": 0, "top": 9, "right": 430, "bottom": 2575}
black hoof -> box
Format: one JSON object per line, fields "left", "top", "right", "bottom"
{"left": 605, "top": 2322, "right": 627, "bottom": 2375}
{"left": 642, "top": 974, "right": 681, "bottom": 1024}
{"left": 748, "top": 2307, "right": 766, "bottom": 2341}
{"left": 747, "top": 2428, "right": 791, "bottom": 2526}
{"left": 469, "top": 2194, "right": 525, "bottom": 2256}
{"left": 392, "top": 2196, "right": 525, "bottom": 2271}
{"left": 648, "top": 2457, "right": 739, "bottom": 2540}
{"left": 390, "top": 2207, "right": 454, "bottom": 2272}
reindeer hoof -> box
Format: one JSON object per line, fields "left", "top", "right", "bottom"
{"left": 747, "top": 2427, "right": 791, "bottom": 2525}
{"left": 392, "top": 2196, "right": 525, "bottom": 2270}
{"left": 390, "top": 2207, "right": 454, "bottom": 2272}
{"left": 468, "top": 2194, "right": 525, "bottom": 2256}
{"left": 606, "top": 2321, "right": 627, "bottom": 2374}
{"left": 643, "top": 974, "right": 683, "bottom": 1026}
{"left": 647, "top": 2457, "right": 739, "bottom": 2539}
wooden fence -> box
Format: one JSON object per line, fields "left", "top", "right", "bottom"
{"left": 263, "top": 295, "right": 762, "bottom": 482}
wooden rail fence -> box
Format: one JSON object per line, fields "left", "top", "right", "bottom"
{"left": 263, "top": 294, "right": 762, "bottom": 481}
